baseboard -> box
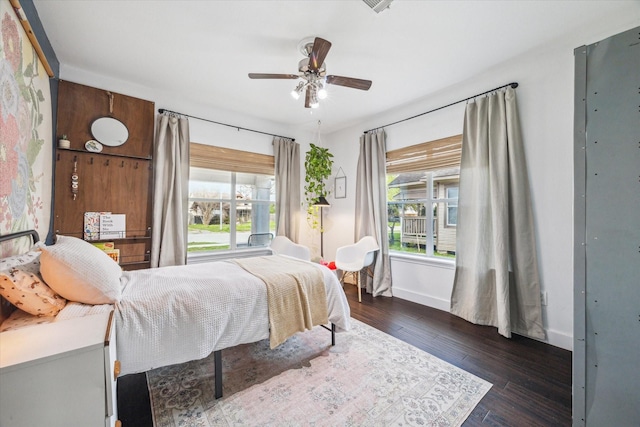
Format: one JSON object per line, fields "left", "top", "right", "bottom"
{"left": 392, "top": 288, "right": 573, "bottom": 351}
{"left": 545, "top": 328, "right": 573, "bottom": 351}
{"left": 392, "top": 287, "right": 450, "bottom": 312}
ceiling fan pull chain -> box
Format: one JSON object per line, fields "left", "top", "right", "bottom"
{"left": 315, "top": 120, "right": 323, "bottom": 146}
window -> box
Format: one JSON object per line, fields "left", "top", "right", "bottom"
{"left": 188, "top": 143, "right": 275, "bottom": 253}
{"left": 386, "top": 135, "right": 461, "bottom": 258}
{"left": 445, "top": 186, "right": 458, "bottom": 227}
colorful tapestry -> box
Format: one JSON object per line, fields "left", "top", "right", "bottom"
{"left": 0, "top": 0, "right": 52, "bottom": 256}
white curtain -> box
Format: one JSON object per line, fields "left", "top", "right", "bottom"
{"left": 450, "top": 88, "right": 545, "bottom": 340}
{"left": 273, "top": 137, "right": 301, "bottom": 241}
{"left": 355, "top": 130, "right": 393, "bottom": 297}
{"left": 150, "top": 114, "right": 190, "bottom": 267}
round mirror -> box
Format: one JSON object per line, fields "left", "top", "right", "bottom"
{"left": 91, "top": 117, "right": 129, "bottom": 147}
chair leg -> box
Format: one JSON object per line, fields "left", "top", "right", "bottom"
{"left": 356, "top": 270, "right": 361, "bottom": 303}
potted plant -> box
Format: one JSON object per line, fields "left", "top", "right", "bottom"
{"left": 304, "top": 143, "right": 333, "bottom": 229}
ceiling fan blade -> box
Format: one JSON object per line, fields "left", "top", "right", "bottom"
{"left": 326, "top": 75, "right": 372, "bottom": 91}
{"left": 304, "top": 86, "right": 312, "bottom": 108}
{"left": 248, "top": 73, "right": 299, "bottom": 79}
{"left": 308, "top": 37, "right": 332, "bottom": 72}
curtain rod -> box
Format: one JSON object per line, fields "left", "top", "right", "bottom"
{"left": 157, "top": 108, "right": 295, "bottom": 141}
{"left": 364, "top": 82, "right": 518, "bottom": 134}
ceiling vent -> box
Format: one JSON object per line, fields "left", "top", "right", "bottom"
{"left": 362, "top": 0, "right": 394, "bottom": 13}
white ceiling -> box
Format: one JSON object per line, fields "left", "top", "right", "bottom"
{"left": 33, "top": 0, "right": 635, "bottom": 134}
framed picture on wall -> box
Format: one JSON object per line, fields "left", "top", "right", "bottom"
{"left": 335, "top": 176, "right": 346, "bottom": 199}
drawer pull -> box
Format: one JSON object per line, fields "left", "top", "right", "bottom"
{"left": 113, "top": 360, "right": 121, "bottom": 380}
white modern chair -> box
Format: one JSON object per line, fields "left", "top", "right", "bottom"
{"left": 335, "top": 236, "right": 379, "bottom": 303}
{"left": 269, "top": 235, "right": 311, "bottom": 261}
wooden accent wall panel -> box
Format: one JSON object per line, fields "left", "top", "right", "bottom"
{"left": 56, "top": 81, "right": 153, "bottom": 158}
{"left": 54, "top": 151, "right": 152, "bottom": 237}
{"left": 54, "top": 81, "right": 154, "bottom": 270}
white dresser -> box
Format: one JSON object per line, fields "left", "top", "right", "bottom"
{"left": 0, "top": 311, "right": 120, "bottom": 427}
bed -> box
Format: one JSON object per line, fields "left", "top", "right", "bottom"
{"left": 0, "top": 231, "right": 351, "bottom": 398}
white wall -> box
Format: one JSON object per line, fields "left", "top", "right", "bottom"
{"left": 321, "top": 15, "right": 639, "bottom": 351}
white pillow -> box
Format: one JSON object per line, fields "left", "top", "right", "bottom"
{"left": 0, "top": 269, "right": 67, "bottom": 317}
{"left": 39, "top": 235, "right": 122, "bottom": 304}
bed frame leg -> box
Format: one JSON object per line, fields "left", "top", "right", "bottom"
{"left": 320, "top": 323, "right": 336, "bottom": 346}
{"left": 331, "top": 323, "right": 336, "bottom": 346}
{"left": 214, "top": 350, "right": 222, "bottom": 399}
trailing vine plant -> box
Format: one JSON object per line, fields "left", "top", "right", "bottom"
{"left": 304, "top": 143, "right": 334, "bottom": 230}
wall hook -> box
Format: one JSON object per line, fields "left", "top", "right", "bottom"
{"left": 71, "top": 160, "right": 79, "bottom": 201}
{"left": 106, "top": 91, "right": 114, "bottom": 114}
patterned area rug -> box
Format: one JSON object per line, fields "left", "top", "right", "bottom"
{"left": 147, "top": 318, "right": 491, "bottom": 426}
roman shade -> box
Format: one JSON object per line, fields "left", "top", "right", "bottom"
{"left": 190, "top": 143, "right": 274, "bottom": 174}
{"left": 386, "top": 134, "right": 462, "bottom": 173}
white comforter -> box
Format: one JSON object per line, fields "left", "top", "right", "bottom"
{"left": 105, "top": 259, "right": 349, "bottom": 376}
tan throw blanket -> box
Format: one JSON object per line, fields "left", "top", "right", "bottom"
{"left": 233, "top": 255, "right": 328, "bottom": 348}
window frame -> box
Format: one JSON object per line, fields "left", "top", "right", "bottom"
{"left": 386, "top": 135, "right": 461, "bottom": 260}
{"left": 445, "top": 185, "right": 458, "bottom": 227}
{"left": 187, "top": 144, "right": 276, "bottom": 258}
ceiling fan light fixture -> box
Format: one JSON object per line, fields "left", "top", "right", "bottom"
{"left": 249, "top": 37, "right": 371, "bottom": 109}
{"left": 291, "top": 81, "right": 305, "bottom": 100}
{"left": 309, "top": 87, "right": 320, "bottom": 108}
{"left": 317, "top": 82, "right": 328, "bottom": 100}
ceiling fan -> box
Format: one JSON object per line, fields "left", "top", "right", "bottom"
{"left": 248, "top": 37, "right": 372, "bottom": 108}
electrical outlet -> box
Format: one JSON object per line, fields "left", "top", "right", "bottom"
{"left": 541, "top": 291, "right": 548, "bottom": 306}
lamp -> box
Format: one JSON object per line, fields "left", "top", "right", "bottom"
{"left": 313, "top": 196, "right": 330, "bottom": 258}
{"left": 314, "top": 196, "right": 330, "bottom": 207}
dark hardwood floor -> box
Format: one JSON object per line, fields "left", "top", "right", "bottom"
{"left": 118, "top": 284, "right": 572, "bottom": 426}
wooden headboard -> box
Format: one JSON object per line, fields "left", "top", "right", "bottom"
{"left": 0, "top": 230, "right": 41, "bottom": 324}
